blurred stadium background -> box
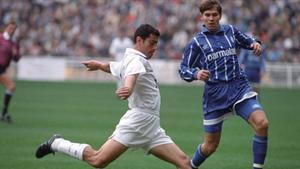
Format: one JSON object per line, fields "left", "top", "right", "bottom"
{"left": 0, "top": 0, "right": 300, "bottom": 169}
{"left": 0, "top": 0, "right": 300, "bottom": 87}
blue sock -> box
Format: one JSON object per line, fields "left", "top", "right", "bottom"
{"left": 191, "top": 144, "right": 207, "bottom": 169}
{"left": 253, "top": 135, "right": 268, "bottom": 169}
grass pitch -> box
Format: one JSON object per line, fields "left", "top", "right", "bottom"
{"left": 0, "top": 80, "right": 299, "bottom": 169}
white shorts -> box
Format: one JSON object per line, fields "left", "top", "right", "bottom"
{"left": 109, "top": 109, "right": 173, "bottom": 153}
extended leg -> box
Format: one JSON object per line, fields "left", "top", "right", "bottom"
{"left": 248, "top": 110, "right": 269, "bottom": 169}
{"left": 35, "top": 135, "right": 128, "bottom": 168}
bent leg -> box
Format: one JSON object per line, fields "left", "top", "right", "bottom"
{"left": 83, "top": 139, "right": 128, "bottom": 168}
{"left": 191, "top": 131, "right": 221, "bottom": 168}
{"left": 236, "top": 98, "right": 269, "bottom": 169}
{"left": 149, "top": 143, "right": 190, "bottom": 169}
{"left": 191, "top": 108, "right": 226, "bottom": 169}
{"left": 248, "top": 110, "right": 269, "bottom": 169}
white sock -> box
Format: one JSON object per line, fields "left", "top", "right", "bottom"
{"left": 5, "top": 90, "right": 13, "bottom": 95}
{"left": 51, "top": 138, "right": 89, "bottom": 160}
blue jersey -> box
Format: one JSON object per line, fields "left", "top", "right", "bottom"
{"left": 179, "top": 25, "right": 258, "bottom": 114}
{"left": 239, "top": 48, "right": 266, "bottom": 83}
{"left": 179, "top": 24, "right": 255, "bottom": 84}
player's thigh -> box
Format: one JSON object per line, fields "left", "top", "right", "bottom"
{"left": 235, "top": 97, "right": 263, "bottom": 121}
{"left": 84, "top": 139, "right": 128, "bottom": 165}
{"left": 0, "top": 73, "right": 14, "bottom": 89}
{"left": 149, "top": 143, "right": 189, "bottom": 166}
{"left": 235, "top": 98, "right": 268, "bottom": 133}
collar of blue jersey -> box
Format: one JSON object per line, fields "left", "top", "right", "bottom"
{"left": 201, "top": 24, "right": 225, "bottom": 35}
{"left": 125, "top": 48, "right": 147, "bottom": 59}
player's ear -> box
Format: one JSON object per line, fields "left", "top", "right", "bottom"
{"left": 136, "top": 36, "right": 142, "bottom": 41}
{"left": 199, "top": 13, "right": 203, "bottom": 21}
{"left": 136, "top": 36, "right": 143, "bottom": 44}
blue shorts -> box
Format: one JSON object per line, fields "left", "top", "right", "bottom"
{"left": 203, "top": 96, "right": 263, "bottom": 133}
{"left": 203, "top": 77, "right": 253, "bottom": 114}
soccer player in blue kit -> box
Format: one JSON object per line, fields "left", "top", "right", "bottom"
{"left": 178, "top": 1, "right": 269, "bottom": 169}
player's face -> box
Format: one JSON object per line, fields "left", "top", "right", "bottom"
{"left": 138, "top": 34, "right": 158, "bottom": 59}
{"left": 5, "top": 24, "right": 17, "bottom": 37}
{"left": 201, "top": 7, "right": 221, "bottom": 33}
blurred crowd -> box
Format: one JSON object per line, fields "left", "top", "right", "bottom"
{"left": 0, "top": 0, "right": 299, "bottom": 62}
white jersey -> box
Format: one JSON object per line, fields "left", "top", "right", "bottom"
{"left": 109, "top": 37, "right": 133, "bottom": 61}
{"left": 110, "top": 48, "right": 160, "bottom": 115}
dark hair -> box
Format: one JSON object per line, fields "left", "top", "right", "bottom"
{"left": 6, "top": 21, "right": 17, "bottom": 27}
{"left": 133, "top": 24, "right": 160, "bottom": 43}
{"left": 199, "top": 0, "right": 222, "bottom": 14}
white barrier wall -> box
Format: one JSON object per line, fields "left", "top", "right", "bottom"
{"left": 18, "top": 57, "right": 66, "bottom": 81}
{"left": 15, "top": 56, "right": 300, "bottom": 87}
{"left": 264, "top": 63, "right": 300, "bottom": 88}
{"left": 16, "top": 57, "right": 188, "bottom": 84}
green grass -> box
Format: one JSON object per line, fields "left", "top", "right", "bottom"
{"left": 0, "top": 80, "right": 300, "bottom": 169}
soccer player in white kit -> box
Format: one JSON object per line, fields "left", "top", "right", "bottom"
{"left": 35, "top": 24, "right": 191, "bottom": 169}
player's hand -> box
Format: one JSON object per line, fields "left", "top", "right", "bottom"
{"left": 82, "top": 60, "right": 100, "bottom": 71}
{"left": 250, "top": 42, "right": 262, "bottom": 56}
{"left": 116, "top": 87, "right": 131, "bottom": 100}
{"left": 240, "top": 64, "right": 245, "bottom": 70}
{"left": 196, "top": 70, "right": 210, "bottom": 81}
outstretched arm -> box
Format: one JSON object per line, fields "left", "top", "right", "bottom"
{"left": 115, "top": 74, "right": 138, "bottom": 100}
{"left": 82, "top": 60, "right": 111, "bottom": 73}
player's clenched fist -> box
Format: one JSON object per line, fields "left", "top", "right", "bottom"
{"left": 196, "top": 70, "right": 210, "bottom": 81}
{"left": 115, "top": 87, "right": 131, "bottom": 100}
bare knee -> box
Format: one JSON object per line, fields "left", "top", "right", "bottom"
{"left": 176, "top": 153, "right": 190, "bottom": 169}
{"left": 91, "top": 158, "right": 109, "bottom": 168}
{"left": 255, "top": 118, "right": 269, "bottom": 135}
{"left": 7, "top": 84, "right": 16, "bottom": 92}
{"left": 83, "top": 147, "right": 110, "bottom": 168}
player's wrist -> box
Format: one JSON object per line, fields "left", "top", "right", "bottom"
{"left": 193, "top": 70, "right": 200, "bottom": 80}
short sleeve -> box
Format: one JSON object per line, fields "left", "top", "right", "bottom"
{"left": 110, "top": 61, "right": 121, "bottom": 78}
{"left": 124, "top": 58, "right": 146, "bottom": 77}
